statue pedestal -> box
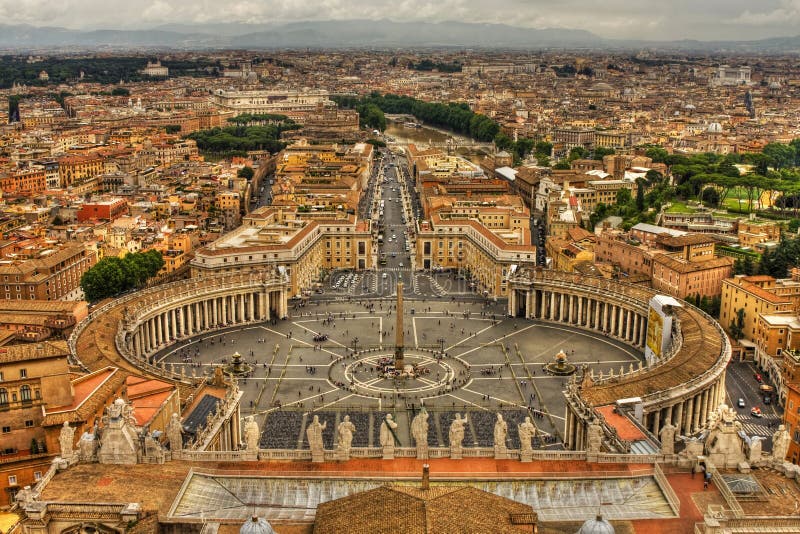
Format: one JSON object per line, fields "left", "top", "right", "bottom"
{"left": 494, "top": 446, "right": 508, "bottom": 460}
{"left": 382, "top": 446, "right": 395, "bottom": 460}
{"left": 311, "top": 450, "right": 325, "bottom": 463}
{"left": 450, "top": 446, "right": 462, "bottom": 459}
{"left": 520, "top": 450, "right": 533, "bottom": 463}
{"left": 416, "top": 446, "right": 428, "bottom": 460}
{"left": 336, "top": 447, "right": 350, "bottom": 462}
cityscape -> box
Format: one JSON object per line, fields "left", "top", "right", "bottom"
{"left": 1, "top": 2, "right": 800, "bottom": 533}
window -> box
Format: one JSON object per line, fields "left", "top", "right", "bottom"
{"left": 19, "top": 369, "right": 26, "bottom": 378}
{"left": 25, "top": 420, "right": 33, "bottom": 428}
{"left": 1, "top": 426, "right": 9, "bottom": 433}
{"left": 34, "top": 471, "right": 42, "bottom": 481}
{"left": 20, "top": 385, "right": 31, "bottom": 405}
{"left": 8, "top": 475, "right": 16, "bottom": 486}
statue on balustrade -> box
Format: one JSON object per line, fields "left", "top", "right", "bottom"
{"left": 243, "top": 415, "right": 261, "bottom": 453}
{"left": 493, "top": 413, "right": 508, "bottom": 452}
{"left": 411, "top": 411, "right": 429, "bottom": 455}
{"left": 659, "top": 422, "right": 676, "bottom": 455}
{"left": 518, "top": 417, "right": 536, "bottom": 452}
{"left": 166, "top": 413, "right": 183, "bottom": 451}
{"left": 306, "top": 415, "right": 327, "bottom": 454}
{"left": 772, "top": 424, "right": 791, "bottom": 463}
{"left": 449, "top": 413, "right": 467, "bottom": 450}
{"left": 586, "top": 418, "right": 603, "bottom": 453}
{"left": 59, "top": 421, "right": 75, "bottom": 460}
{"left": 379, "top": 414, "right": 398, "bottom": 448}
{"left": 79, "top": 431, "right": 98, "bottom": 462}
{"left": 335, "top": 415, "right": 356, "bottom": 455}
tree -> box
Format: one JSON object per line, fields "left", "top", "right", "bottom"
{"left": 80, "top": 250, "right": 164, "bottom": 302}
{"left": 593, "top": 147, "right": 616, "bottom": 160}
{"left": 567, "top": 146, "right": 588, "bottom": 162}
{"left": 645, "top": 147, "right": 669, "bottom": 163}
{"left": 553, "top": 160, "right": 571, "bottom": 170}
{"left": 165, "top": 124, "right": 181, "bottom": 134}
{"left": 700, "top": 187, "right": 720, "bottom": 207}
{"left": 763, "top": 142, "right": 796, "bottom": 169}
{"left": 616, "top": 187, "right": 633, "bottom": 206}
{"left": 729, "top": 308, "right": 746, "bottom": 341}
{"left": 636, "top": 179, "right": 646, "bottom": 212}
{"left": 111, "top": 87, "right": 130, "bottom": 96}
{"left": 237, "top": 166, "right": 255, "bottom": 180}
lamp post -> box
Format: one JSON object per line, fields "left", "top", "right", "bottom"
{"left": 437, "top": 337, "right": 446, "bottom": 357}
{"left": 352, "top": 337, "right": 359, "bottom": 355}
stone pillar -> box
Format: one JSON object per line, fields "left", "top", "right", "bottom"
{"left": 248, "top": 293, "right": 255, "bottom": 321}
{"left": 692, "top": 395, "right": 702, "bottom": 432}
{"left": 674, "top": 401, "right": 683, "bottom": 432}
{"left": 577, "top": 296, "right": 584, "bottom": 326}
{"left": 155, "top": 314, "right": 163, "bottom": 346}
{"left": 652, "top": 408, "right": 661, "bottom": 436}
{"left": 666, "top": 404, "right": 674, "bottom": 428}
{"left": 609, "top": 305, "right": 617, "bottom": 336}
{"left": 684, "top": 398, "right": 693, "bottom": 435}
{"left": 239, "top": 294, "right": 245, "bottom": 323}
{"left": 633, "top": 314, "right": 640, "bottom": 346}
{"left": 548, "top": 292, "right": 555, "bottom": 320}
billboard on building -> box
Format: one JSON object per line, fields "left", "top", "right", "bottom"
{"left": 644, "top": 295, "right": 682, "bottom": 366}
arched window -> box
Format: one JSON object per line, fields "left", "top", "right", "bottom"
{"left": 0, "top": 388, "right": 7, "bottom": 406}
{"left": 20, "top": 385, "right": 31, "bottom": 405}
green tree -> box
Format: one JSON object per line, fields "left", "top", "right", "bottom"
{"left": 616, "top": 187, "right": 633, "bottom": 206}
{"left": 636, "top": 179, "right": 646, "bottom": 212}
{"left": 645, "top": 147, "right": 669, "bottom": 163}
{"left": 729, "top": 308, "right": 746, "bottom": 341}
{"left": 763, "top": 142, "right": 796, "bottom": 169}
{"left": 593, "top": 147, "right": 615, "bottom": 160}
{"left": 237, "top": 166, "right": 255, "bottom": 180}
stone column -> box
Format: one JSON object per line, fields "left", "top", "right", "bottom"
{"left": 239, "top": 294, "right": 245, "bottom": 323}
{"left": 610, "top": 305, "right": 617, "bottom": 336}
{"left": 155, "top": 314, "right": 163, "bottom": 346}
{"left": 248, "top": 293, "right": 255, "bottom": 322}
{"left": 578, "top": 296, "right": 584, "bottom": 326}
{"left": 674, "top": 400, "right": 683, "bottom": 432}
{"left": 692, "top": 395, "right": 702, "bottom": 432}
{"left": 652, "top": 408, "right": 661, "bottom": 436}
{"left": 666, "top": 404, "right": 674, "bottom": 427}
{"left": 684, "top": 398, "right": 693, "bottom": 435}
{"left": 548, "top": 292, "right": 555, "bottom": 320}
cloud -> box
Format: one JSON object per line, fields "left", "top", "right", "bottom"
{"left": 0, "top": 0, "right": 794, "bottom": 40}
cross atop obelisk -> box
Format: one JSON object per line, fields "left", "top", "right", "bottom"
{"left": 395, "top": 281, "right": 404, "bottom": 370}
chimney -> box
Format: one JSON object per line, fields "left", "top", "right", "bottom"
{"left": 422, "top": 463, "right": 430, "bottom": 490}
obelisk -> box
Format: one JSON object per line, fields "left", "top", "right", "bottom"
{"left": 395, "top": 282, "right": 404, "bottom": 370}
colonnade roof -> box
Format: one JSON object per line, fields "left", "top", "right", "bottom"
{"left": 581, "top": 306, "right": 725, "bottom": 407}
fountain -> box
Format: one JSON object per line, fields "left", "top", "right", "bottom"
{"left": 543, "top": 349, "right": 577, "bottom": 376}
{"left": 223, "top": 351, "right": 252, "bottom": 376}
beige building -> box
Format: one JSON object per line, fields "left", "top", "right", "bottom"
{"left": 191, "top": 207, "right": 373, "bottom": 296}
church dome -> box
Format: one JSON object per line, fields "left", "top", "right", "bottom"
{"left": 576, "top": 514, "right": 615, "bottom": 534}
{"left": 240, "top": 516, "right": 276, "bottom": 534}
{"left": 707, "top": 122, "right": 723, "bottom": 133}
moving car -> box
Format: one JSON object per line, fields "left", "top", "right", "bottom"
{"left": 737, "top": 398, "right": 745, "bottom": 408}
{"left": 750, "top": 407, "right": 763, "bottom": 418}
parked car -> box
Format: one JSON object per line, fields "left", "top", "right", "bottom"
{"left": 738, "top": 398, "right": 746, "bottom": 408}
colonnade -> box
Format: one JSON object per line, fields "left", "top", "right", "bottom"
{"left": 564, "top": 370, "right": 727, "bottom": 450}
{"left": 510, "top": 287, "right": 647, "bottom": 348}
{"left": 128, "top": 287, "right": 288, "bottom": 358}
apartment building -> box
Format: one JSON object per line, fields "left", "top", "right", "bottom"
{"left": 650, "top": 234, "right": 734, "bottom": 299}
{"left": 0, "top": 245, "right": 97, "bottom": 301}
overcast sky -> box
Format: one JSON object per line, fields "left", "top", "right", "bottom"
{"left": 2, "top": 0, "right": 799, "bottom": 41}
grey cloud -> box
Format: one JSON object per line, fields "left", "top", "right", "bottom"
{"left": 1, "top": 0, "right": 796, "bottom": 40}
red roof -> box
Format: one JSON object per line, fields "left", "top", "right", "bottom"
{"left": 596, "top": 405, "right": 646, "bottom": 442}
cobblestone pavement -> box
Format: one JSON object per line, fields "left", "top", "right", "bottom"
{"left": 157, "top": 298, "right": 641, "bottom": 447}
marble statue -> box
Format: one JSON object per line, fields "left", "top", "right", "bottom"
{"left": 745, "top": 435, "right": 765, "bottom": 464}
{"left": 243, "top": 415, "right": 260, "bottom": 452}
{"left": 306, "top": 415, "right": 326, "bottom": 453}
{"left": 518, "top": 417, "right": 536, "bottom": 452}
{"left": 143, "top": 432, "right": 164, "bottom": 461}
{"left": 586, "top": 419, "right": 603, "bottom": 453}
{"left": 449, "top": 413, "right": 467, "bottom": 449}
{"left": 335, "top": 415, "right": 356, "bottom": 455}
{"left": 411, "top": 411, "right": 429, "bottom": 458}
{"left": 772, "top": 424, "right": 791, "bottom": 462}
{"left": 14, "top": 486, "right": 35, "bottom": 506}
{"left": 98, "top": 398, "right": 140, "bottom": 465}
{"left": 379, "top": 414, "right": 398, "bottom": 448}
{"left": 659, "top": 422, "right": 676, "bottom": 455}
{"left": 493, "top": 413, "right": 508, "bottom": 451}
{"left": 58, "top": 421, "right": 75, "bottom": 459}
{"left": 166, "top": 413, "right": 183, "bottom": 451}
{"left": 78, "top": 431, "right": 97, "bottom": 462}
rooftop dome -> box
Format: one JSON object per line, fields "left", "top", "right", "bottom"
{"left": 684, "top": 104, "right": 696, "bottom": 110}
{"left": 707, "top": 122, "right": 723, "bottom": 133}
{"left": 240, "top": 515, "right": 277, "bottom": 534}
{"left": 576, "top": 514, "right": 615, "bottom": 534}
{"left": 591, "top": 82, "right": 613, "bottom": 92}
